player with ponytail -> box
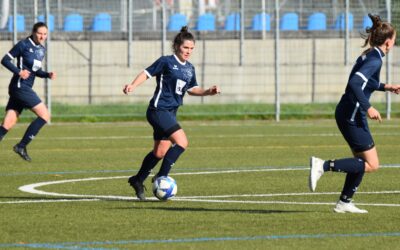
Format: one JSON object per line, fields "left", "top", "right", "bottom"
{"left": 309, "top": 14, "right": 400, "bottom": 213}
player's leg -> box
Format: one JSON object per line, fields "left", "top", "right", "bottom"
{"left": 157, "top": 129, "right": 187, "bottom": 177}
{"left": 0, "top": 109, "right": 19, "bottom": 141}
{"left": 134, "top": 140, "right": 168, "bottom": 183}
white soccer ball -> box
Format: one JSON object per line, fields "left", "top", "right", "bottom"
{"left": 152, "top": 176, "right": 177, "bottom": 200}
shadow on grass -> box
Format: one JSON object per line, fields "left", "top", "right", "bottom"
{"left": 118, "top": 205, "right": 307, "bottom": 214}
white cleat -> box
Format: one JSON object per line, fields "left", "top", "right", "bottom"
{"left": 333, "top": 200, "right": 368, "bottom": 214}
{"left": 309, "top": 156, "right": 325, "bottom": 192}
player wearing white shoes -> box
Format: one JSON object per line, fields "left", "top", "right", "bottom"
{"left": 309, "top": 14, "right": 400, "bottom": 213}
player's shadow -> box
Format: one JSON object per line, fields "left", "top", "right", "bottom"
{"left": 121, "top": 206, "right": 306, "bottom": 214}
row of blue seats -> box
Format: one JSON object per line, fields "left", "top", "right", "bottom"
{"left": 172, "top": 12, "right": 373, "bottom": 31}
{"left": 7, "top": 13, "right": 111, "bottom": 32}
{"left": 7, "top": 12, "right": 372, "bottom": 32}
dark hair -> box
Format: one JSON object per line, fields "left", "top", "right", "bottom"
{"left": 362, "top": 13, "right": 395, "bottom": 53}
{"left": 172, "top": 26, "right": 195, "bottom": 54}
{"left": 32, "top": 22, "right": 48, "bottom": 34}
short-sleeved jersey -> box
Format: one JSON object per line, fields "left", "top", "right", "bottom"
{"left": 144, "top": 55, "right": 198, "bottom": 110}
{"left": 3, "top": 37, "right": 47, "bottom": 89}
{"left": 338, "top": 47, "right": 385, "bottom": 122}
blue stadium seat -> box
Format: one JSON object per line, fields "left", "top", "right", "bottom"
{"left": 362, "top": 15, "right": 373, "bottom": 30}
{"left": 280, "top": 12, "right": 298, "bottom": 31}
{"left": 8, "top": 15, "right": 25, "bottom": 32}
{"left": 251, "top": 13, "right": 271, "bottom": 31}
{"left": 38, "top": 14, "right": 55, "bottom": 31}
{"left": 167, "top": 13, "right": 187, "bottom": 31}
{"left": 307, "top": 12, "right": 326, "bottom": 31}
{"left": 225, "top": 13, "right": 240, "bottom": 31}
{"left": 334, "top": 12, "right": 353, "bottom": 30}
{"left": 64, "top": 13, "right": 84, "bottom": 32}
{"left": 196, "top": 13, "right": 215, "bottom": 31}
{"left": 92, "top": 13, "right": 112, "bottom": 32}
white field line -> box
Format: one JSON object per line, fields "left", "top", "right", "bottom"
{"left": 11, "top": 168, "right": 400, "bottom": 206}
{"left": 5, "top": 132, "right": 400, "bottom": 141}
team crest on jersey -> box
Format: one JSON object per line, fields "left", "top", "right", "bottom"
{"left": 35, "top": 49, "right": 45, "bottom": 59}
{"left": 181, "top": 67, "right": 193, "bottom": 82}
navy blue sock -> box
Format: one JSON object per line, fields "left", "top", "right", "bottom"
{"left": 18, "top": 117, "right": 47, "bottom": 147}
{"left": 0, "top": 126, "right": 8, "bottom": 141}
{"left": 136, "top": 151, "right": 161, "bottom": 182}
{"left": 157, "top": 144, "right": 185, "bottom": 177}
{"left": 322, "top": 158, "right": 365, "bottom": 173}
{"left": 340, "top": 171, "right": 365, "bottom": 203}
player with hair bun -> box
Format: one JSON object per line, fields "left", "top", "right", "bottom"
{"left": 123, "top": 26, "right": 220, "bottom": 201}
{"left": 309, "top": 14, "right": 400, "bottom": 213}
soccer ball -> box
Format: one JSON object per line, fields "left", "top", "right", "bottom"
{"left": 152, "top": 176, "right": 177, "bottom": 200}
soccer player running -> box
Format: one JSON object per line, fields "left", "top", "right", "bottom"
{"left": 0, "top": 22, "right": 56, "bottom": 161}
{"left": 123, "top": 26, "right": 220, "bottom": 201}
{"left": 309, "top": 14, "right": 400, "bottom": 213}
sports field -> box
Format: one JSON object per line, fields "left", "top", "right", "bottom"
{"left": 0, "top": 119, "right": 399, "bottom": 249}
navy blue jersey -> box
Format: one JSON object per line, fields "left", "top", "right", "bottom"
{"left": 1, "top": 36, "right": 49, "bottom": 90}
{"left": 338, "top": 47, "right": 385, "bottom": 122}
{"left": 144, "top": 55, "right": 198, "bottom": 110}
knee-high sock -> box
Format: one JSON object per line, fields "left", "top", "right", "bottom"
{"left": 157, "top": 144, "right": 185, "bottom": 177}
{"left": 18, "top": 117, "right": 47, "bottom": 147}
{"left": 340, "top": 171, "right": 365, "bottom": 202}
{"left": 0, "top": 126, "right": 8, "bottom": 141}
{"left": 322, "top": 157, "right": 365, "bottom": 203}
{"left": 323, "top": 157, "right": 365, "bottom": 173}
{"left": 136, "top": 151, "right": 161, "bottom": 182}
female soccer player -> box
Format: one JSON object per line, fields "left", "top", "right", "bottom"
{"left": 0, "top": 22, "right": 56, "bottom": 161}
{"left": 123, "top": 26, "right": 220, "bottom": 200}
{"left": 309, "top": 14, "right": 400, "bottom": 213}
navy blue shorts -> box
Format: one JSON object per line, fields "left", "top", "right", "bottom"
{"left": 335, "top": 104, "right": 375, "bottom": 153}
{"left": 146, "top": 107, "right": 181, "bottom": 140}
{"left": 6, "top": 87, "right": 42, "bottom": 114}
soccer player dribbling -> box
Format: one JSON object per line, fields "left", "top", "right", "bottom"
{"left": 309, "top": 14, "right": 400, "bottom": 213}
{"left": 0, "top": 22, "right": 56, "bottom": 161}
{"left": 123, "top": 26, "right": 220, "bottom": 201}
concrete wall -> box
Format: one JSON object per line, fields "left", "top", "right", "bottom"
{"left": 1, "top": 38, "right": 399, "bottom": 106}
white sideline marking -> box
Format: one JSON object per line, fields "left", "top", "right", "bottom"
{"left": 11, "top": 168, "right": 400, "bottom": 207}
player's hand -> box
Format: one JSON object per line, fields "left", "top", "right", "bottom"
{"left": 49, "top": 72, "right": 56, "bottom": 80}
{"left": 123, "top": 84, "right": 133, "bottom": 95}
{"left": 388, "top": 84, "right": 400, "bottom": 94}
{"left": 367, "top": 107, "right": 382, "bottom": 122}
{"left": 208, "top": 85, "right": 221, "bottom": 95}
{"left": 19, "top": 69, "right": 30, "bottom": 79}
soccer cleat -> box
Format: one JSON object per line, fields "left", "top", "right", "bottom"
{"left": 333, "top": 200, "right": 368, "bottom": 213}
{"left": 309, "top": 156, "right": 325, "bottom": 192}
{"left": 13, "top": 145, "right": 32, "bottom": 162}
{"left": 128, "top": 176, "right": 146, "bottom": 201}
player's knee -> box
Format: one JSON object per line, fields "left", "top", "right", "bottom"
{"left": 365, "top": 162, "right": 380, "bottom": 172}
{"left": 153, "top": 148, "right": 168, "bottom": 158}
{"left": 177, "top": 140, "right": 188, "bottom": 150}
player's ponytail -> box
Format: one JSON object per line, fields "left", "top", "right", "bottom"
{"left": 361, "top": 14, "right": 395, "bottom": 54}
{"left": 172, "top": 26, "right": 195, "bottom": 54}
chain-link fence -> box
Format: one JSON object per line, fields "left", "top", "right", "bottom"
{"left": 0, "top": 0, "right": 399, "bottom": 119}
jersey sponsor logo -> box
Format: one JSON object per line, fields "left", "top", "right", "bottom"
{"left": 29, "top": 48, "right": 33, "bottom": 53}
{"left": 173, "top": 65, "right": 179, "bottom": 70}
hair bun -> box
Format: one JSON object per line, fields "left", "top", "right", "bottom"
{"left": 180, "top": 26, "right": 189, "bottom": 33}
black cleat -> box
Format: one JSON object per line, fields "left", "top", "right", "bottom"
{"left": 128, "top": 176, "right": 146, "bottom": 201}
{"left": 13, "top": 145, "right": 32, "bottom": 162}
